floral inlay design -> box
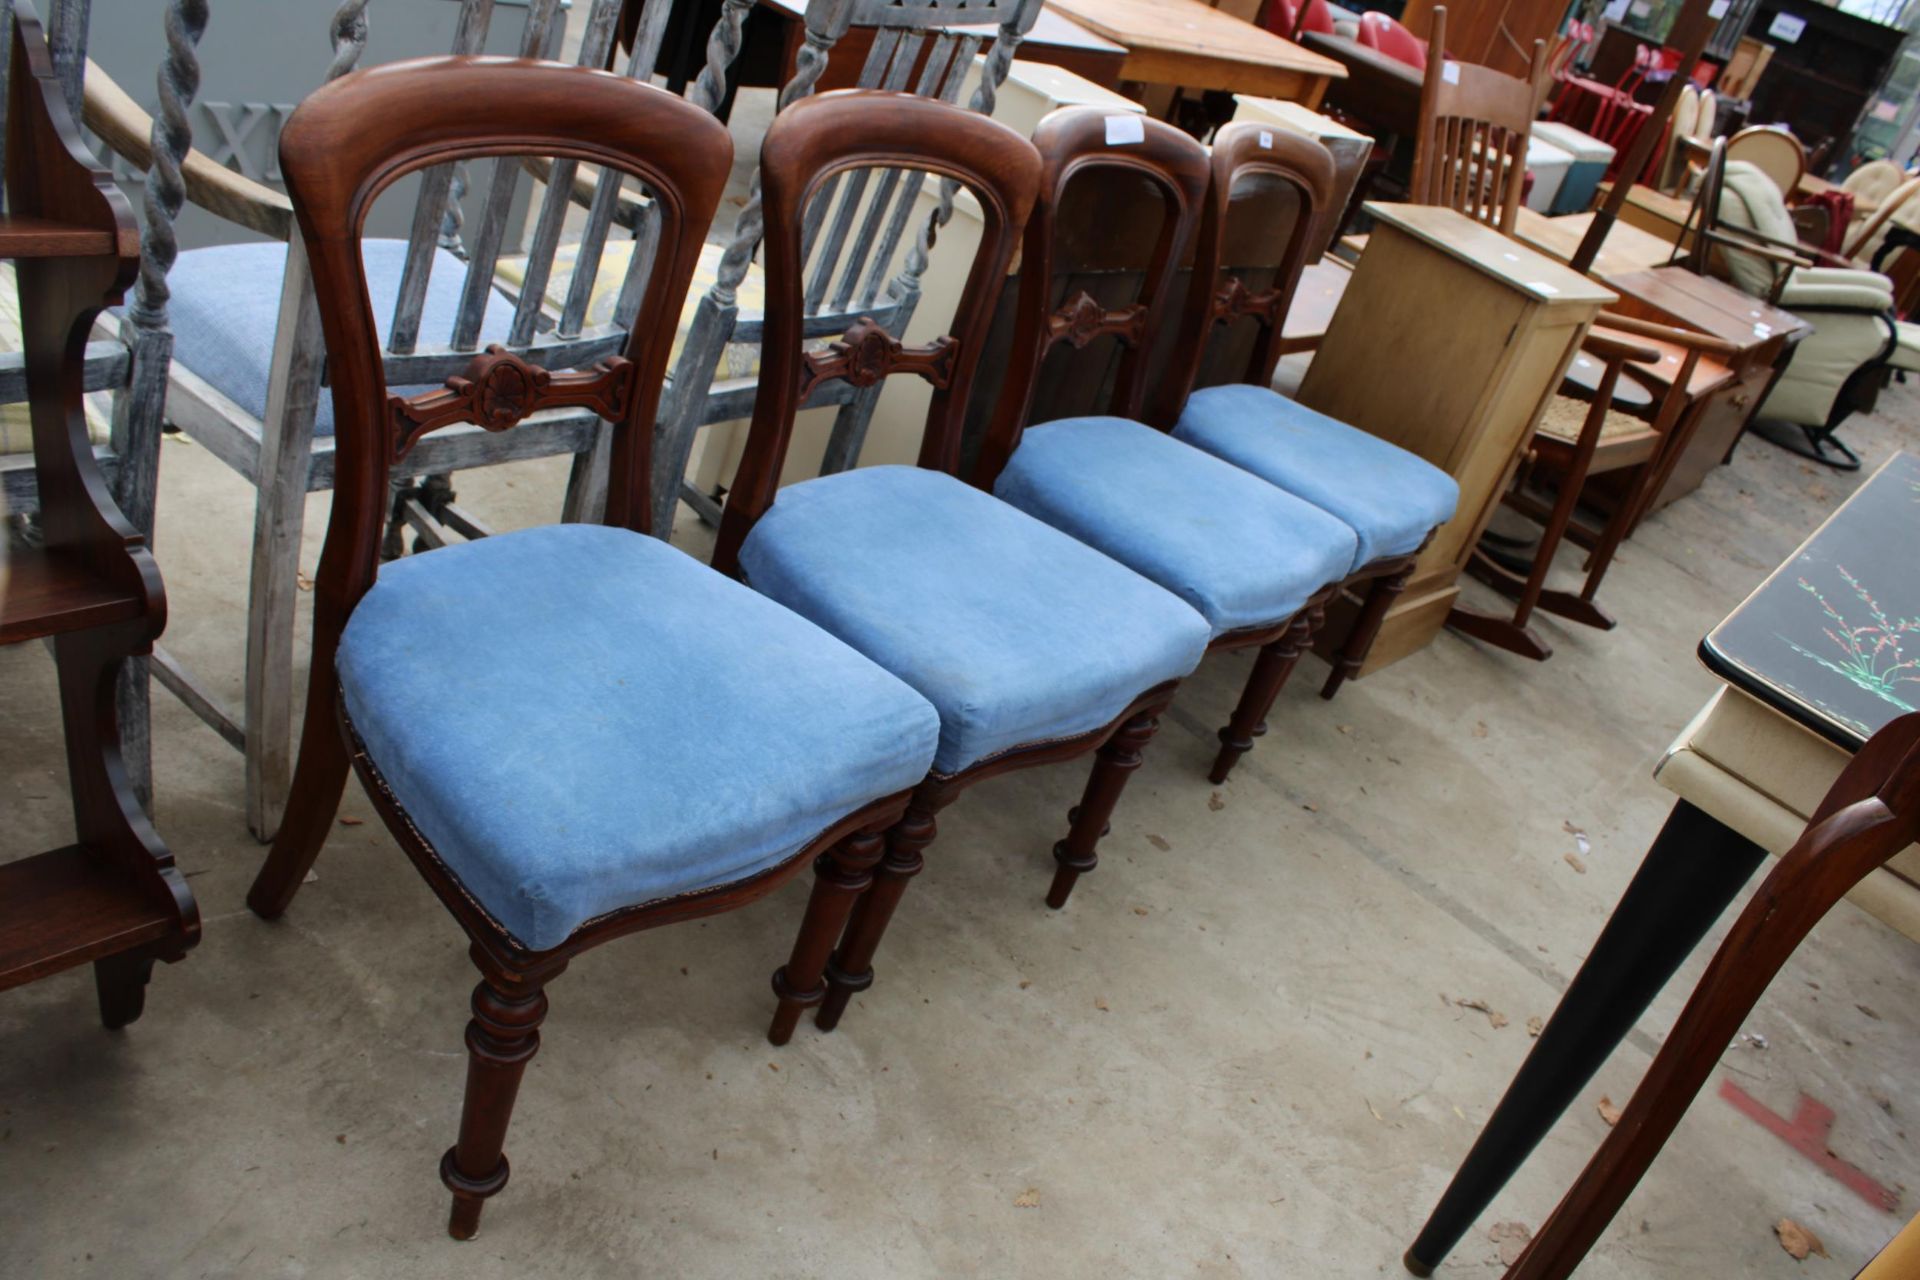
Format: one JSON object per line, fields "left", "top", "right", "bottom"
{"left": 1786, "top": 566, "right": 1918, "bottom": 716}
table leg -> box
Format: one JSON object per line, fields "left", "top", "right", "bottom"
{"left": 1403, "top": 799, "right": 1767, "bottom": 1276}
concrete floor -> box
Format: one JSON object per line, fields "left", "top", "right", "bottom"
{"left": 5, "top": 221, "right": 1920, "bottom": 1275}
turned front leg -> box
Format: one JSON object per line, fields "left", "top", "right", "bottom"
{"left": 443, "top": 971, "right": 553, "bottom": 1241}
{"left": 817, "top": 801, "right": 938, "bottom": 1032}
{"left": 1050, "top": 708, "right": 1164, "bottom": 908}
{"left": 1211, "top": 615, "right": 1311, "bottom": 784}
{"left": 768, "top": 820, "right": 889, "bottom": 1045}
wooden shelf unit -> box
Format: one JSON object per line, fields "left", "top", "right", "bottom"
{"left": 0, "top": 0, "right": 197, "bottom": 1028}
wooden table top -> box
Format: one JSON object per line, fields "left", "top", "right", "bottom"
{"left": 1600, "top": 265, "right": 1808, "bottom": 351}
{"left": 1363, "top": 202, "right": 1618, "bottom": 306}
{"left": 1702, "top": 451, "right": 1920, "bottom": 751}
{"left": 1595, "top": 181, "right": 1696, "bottom": 229}
{"left": 1048, "top": 0, "right": 1346, "bottom": 95}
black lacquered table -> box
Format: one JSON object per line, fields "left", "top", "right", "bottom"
{"left": 1406, "top": 451, "right": 1920, "bottom": 1275}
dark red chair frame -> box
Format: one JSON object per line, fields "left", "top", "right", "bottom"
{"left": 1156, "top": 123, "right": 1427, "bottom": 716}
{"left": 712, "top": 91, "right": 1185, "bottom": 1041}
{"left": 244, "top": 58, "right": 919, "bottom": 1239}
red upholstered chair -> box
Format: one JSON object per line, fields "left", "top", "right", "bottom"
{"left": 1357, "top": 11, "right": 1428, "bottom": 70}
{"left": 1262, "top": 0, "right": 1336, "bottom": 40}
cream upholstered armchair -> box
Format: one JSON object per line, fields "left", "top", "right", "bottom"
{"left": 1682, "top": 144, "right": 1920, "bottom": 469}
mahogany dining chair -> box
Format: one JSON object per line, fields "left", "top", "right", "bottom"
{"left": 711, "top": 91, "right": 1212, "bottom": 1043}
{"left": 976, "top": 109, "right": 1358, "bottom": 786}
{"left": 245, "top": 58, "right": 944, "bottom": 1238}
{"left": 1158, "top": 125, "right": 1459, "bottom": 712}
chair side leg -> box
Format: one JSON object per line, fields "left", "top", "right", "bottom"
{"left": 1051, "top": 707, "right": 1165, "bottom": 908}
{"left": 816, "top": 798, "right": 938, "bottom": 1033}
{"left": 768, "top": 818, "right": 889, "bottom": 1045}
{"left": 1214, "top": 617, "right": 1311, "bottom": 783}
{"left": 1322, "top": 566, "right": 1409, "bottom": 700}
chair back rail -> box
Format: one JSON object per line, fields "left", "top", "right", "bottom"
{"left": 1409, "top": 7, "right": 1546, "bottom": 235}
{"left": 1157, "top": 124, "right": 1334, "bottom": 427}
{"left": 974, "top": 108, "right": 1210, "bottom": 488}
{"left": 709, "top": 90, "right": 1041, "bottom": 575}
{"left": 281, "top": 56, "right": 730, "bottom": 622}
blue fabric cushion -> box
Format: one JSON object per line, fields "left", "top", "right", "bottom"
{"left": 1173, "top": 384, "right": 1460, "bottom": 574}
{"left": 336, "top": 524, "right": 940, "bottom": 952}
{"left": 738, "top": 466, "right": 1210, "bottom": 775}
{"left": 993, "top": 417, "right": 1357, "bottom": 638}
{"left": 169, "top": 239, "right": 518, "bottom": 437}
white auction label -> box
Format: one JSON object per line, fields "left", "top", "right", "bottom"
{"left": 1259, "top": 129, "right": 1274, "bottom": 148}
{"left": 1105, "top": 114, "right": 1145, "bottom": 145}
{"left": 1442, "top": 61, "right": 1461, "bottom": 84}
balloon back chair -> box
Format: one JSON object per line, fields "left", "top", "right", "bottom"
{"left": 977, "top": 110, "right": 1358, "bottom": 785}
{"left": 711, "top": 91, "right": 1212, "bottom": 1043}
{"left": 1160, "top": 126, "right": 1460, "bottom": 703}
{"left": 144, "top": 0, "right": 1042, "bottom": 846}
{"left": 249, "top": 58, "right": 947, "bottom": 1238}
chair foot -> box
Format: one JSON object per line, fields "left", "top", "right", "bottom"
{"left": 814, "top": 803, "right": 936, "bottom": 1033}
{"left": 441, "top": 972, "right": 551, "bottom": 1240}
{"left": 1533, "top": 589, "right": 1616, "bottom": 630}
{"left": 767, "top": 818, "right": 891, "bottom": 1044}
{"left": 1445, "top": 604, "right": 1554, "bottom": 661}
{"left": 1402, "top": 1246, "right": 1434, "bottom": 1277}
{"left": 94, "top": 951, "right": 154, "bottom": 1030}
{"left": 1050, "top": 708, "right": 1163, "bottom": 908}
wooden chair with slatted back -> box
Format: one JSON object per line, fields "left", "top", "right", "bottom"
{"left": 1289, "top": 7, "right": 1544, "bottom": 351}
{"left": 76, "top": 0, "right": 646, "bottom": 845}
{"left": 1408, "top": 5, "right": 1548, "bottom": 236}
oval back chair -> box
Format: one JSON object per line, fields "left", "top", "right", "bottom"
{"left": 252, "top": 56, "right": 949, "bottom": 1238}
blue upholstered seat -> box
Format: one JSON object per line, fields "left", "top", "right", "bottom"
{"left": 169, "top": 239, "right": 518, "bottom": 437}
{"left": 993, "top": 417, "right": 1357, "bottom": 638}
{"left": 737, "top": 466, "right": 1211, "bottom": 776}
{"left": 1173, "top": 384, "right": 1460, "bottom": 574}
{"left": 336, "top": 524, "right": 940, "bottom": 952}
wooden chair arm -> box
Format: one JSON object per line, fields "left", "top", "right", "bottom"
{"left": 1701, "top": 225, "right": 1815, "bottom": 270}
{"left": 1593, "top": 310, "right": 1740, "bottom": 358}
{"left": 1580, "top": 328, "right": 1662, "bottom": 366}
{"left": 82, "top": 58, "right": 294, "bottom": 242}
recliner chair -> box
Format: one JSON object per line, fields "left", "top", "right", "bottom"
{"left": 1680, "top": 143, "right": 1920, "bottom": 469}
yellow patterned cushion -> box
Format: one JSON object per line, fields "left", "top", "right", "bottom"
{"left": 0, "top": 263, "right": 113, "bottom": 455}
{"left": 494, "top": 239, "right": 764, "bottom": 381}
